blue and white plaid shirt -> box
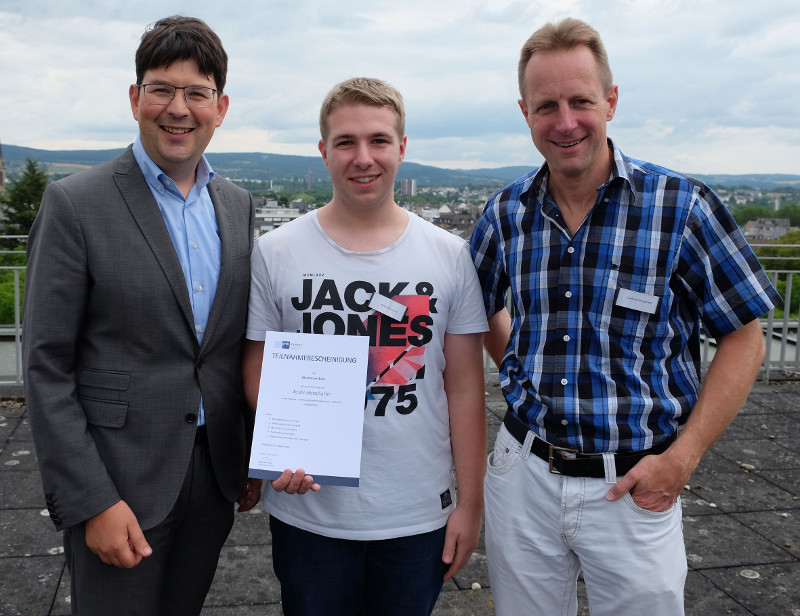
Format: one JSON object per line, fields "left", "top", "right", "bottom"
{"left": 470, "top": 141, "right": 780, "bottom": 454}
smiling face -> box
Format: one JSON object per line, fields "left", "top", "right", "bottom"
{"left": 318, "top": 103, "right": 406, "bottom": 214}
{"left": 519, "top": 45, "right": 618, "bottom": 187}
{"left": 129, "top": 58, "right": 229, "bottom": 184}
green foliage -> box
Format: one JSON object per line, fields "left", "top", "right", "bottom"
{"left": 0, "top": 158, "right": 49, "bottom": 249}
{"left": 730, "top": 200, "right": 800, "bottom": 228}
{"left": 0, "top": 275, "right": 23, "bottom": 324}
{"left": 0, "top": 158, "right": 45, "bottom": 323}
{"left": 769, "top": 274, "right": 797, "bottom": 318}
{"left": 731, "top": 205, "right": 772, "bottom": 226}
{"left": 777, "top": 203, "right": 800, "bottom": 226}
{"left": 289, "top": 192, "right": 322, "bottom": 204}
{"left": 0, "top": 248, "right": 26, "bottom": 325}
{"left": 754, "top": 230, "right": 800, "bottom": 318}
{"left": 755, "top": 230, "right": 800, "bottom": 271}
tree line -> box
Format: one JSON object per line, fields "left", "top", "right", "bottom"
{"left": 0, "top": 159, "right": 48, "bottom": 323}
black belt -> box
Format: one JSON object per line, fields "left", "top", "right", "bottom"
{"left": 502, "top": 411, "right": 675, "bottom": 478}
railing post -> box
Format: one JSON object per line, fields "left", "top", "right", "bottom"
{"left": 14, "top": 269, "right": 22, "bottom": 386}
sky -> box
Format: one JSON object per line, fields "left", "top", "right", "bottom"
{"left": 1, "top": 0, "right": 798, "bottom": 175}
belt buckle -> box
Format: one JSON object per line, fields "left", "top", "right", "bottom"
{"left": 548, "top": 444, "right": 580, "bottom": 474}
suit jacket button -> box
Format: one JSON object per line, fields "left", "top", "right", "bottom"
{"left": 185, "top": 413, "right": 198, "bottom": 424}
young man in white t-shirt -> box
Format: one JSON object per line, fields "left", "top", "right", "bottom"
{"left": 242, "top": 77, "right": 488, "bottom": 615}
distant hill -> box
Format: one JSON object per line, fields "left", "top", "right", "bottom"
{"left": 3, "top": 144, "right": 798, "bottom": 190}
{"left": 690, "top": 173, "right": 800, "bottom": 191}
{"left": 2, "top": 145, "right": 127, "bottom": 167}
{"left": 1, "top": 144, "right": 520, "bottom": 187}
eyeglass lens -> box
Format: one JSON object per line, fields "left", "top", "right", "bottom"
{"left": 142, "top": 85, "right": 215, "bottom": 108}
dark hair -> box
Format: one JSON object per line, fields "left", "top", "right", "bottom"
{"left": 135, "top": 15, "right": 228, "bottom": 92}
{"left": 518, "top": 17, "right": 612, "bottom": 99}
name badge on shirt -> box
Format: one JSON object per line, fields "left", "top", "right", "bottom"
{"left": 616, "top": 288, "right": 659, "bottom": 314}
{"left": 368, "top": 293, "right": 408, "bottom": 321}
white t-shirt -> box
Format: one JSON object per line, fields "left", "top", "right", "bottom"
{"left": 247, "top": 209, "right": 487, "bottom": 540}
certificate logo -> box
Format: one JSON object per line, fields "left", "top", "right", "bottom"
{"left": 281, "top": 340, "right": 291, "bottom": 349}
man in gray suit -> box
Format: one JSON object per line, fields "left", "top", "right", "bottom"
{"left": 22, "top": 16, "right": 261, "bottom": 615}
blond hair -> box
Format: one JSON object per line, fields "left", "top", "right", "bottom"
{"left": 518, "top": 18, "right": 613, "bottom": 99}
{"left": 319, "top": 77, "right": 405, "bottom": 141}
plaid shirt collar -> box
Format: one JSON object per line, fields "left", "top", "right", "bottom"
{"left": 524, "top": 139, "right": 641, "bottom": 214}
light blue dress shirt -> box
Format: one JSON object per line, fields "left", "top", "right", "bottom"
{"left": 133, "top": 136, "right": 221, "bottom": 426}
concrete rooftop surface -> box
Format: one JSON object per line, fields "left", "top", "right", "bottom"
{"left": 1, "top": 378, "right": 798, "bottom": 615}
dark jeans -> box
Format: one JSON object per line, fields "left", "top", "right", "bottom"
{"left": 269, "top": 515, "right": 448, "bottom": 616}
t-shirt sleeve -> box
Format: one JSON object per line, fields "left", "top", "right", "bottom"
{"left": 446, "top": 241, "right": 490, "bottom": 335}
{"left": 245, "top": 238, "right": 282, "bottom": 340}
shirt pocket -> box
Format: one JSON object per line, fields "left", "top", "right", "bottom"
{"left": 589, "top": 266, "right": 670, "bottom": 340}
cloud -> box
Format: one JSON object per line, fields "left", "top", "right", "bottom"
{"left": 2, "top": 0, "right": 798, "bottom": 174}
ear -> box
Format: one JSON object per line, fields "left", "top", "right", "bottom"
{"left": 518, "top": 99, "right": 531, "bottom": 126}
{"left": 606, "top": 85, "right": 618, "bottom": 122}
{"left": 318, "top": 139, "right": 328, "bottom": 167}
{"left": 214, "top": 93, "right": 230, "bottom": 128}
{"left": 129, "top": 84, "right": 141, "bottom": 121}
{"left": 398, "top": 134, "right": 407, "bottom": 165}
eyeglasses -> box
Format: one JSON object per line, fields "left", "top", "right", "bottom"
{"left": 138, "top": 83, "right": 219, "bottom": 108}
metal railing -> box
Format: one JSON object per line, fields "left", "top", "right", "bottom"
{"left": 701, "top": 277, "right": 798, "bottom": 382}
{"left": 0, "top": 236, "right": 28, "bottom": 387}
{"left": 3, "top": 239, "right": 800, "bottom": 387}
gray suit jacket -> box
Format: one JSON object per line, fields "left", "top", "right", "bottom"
{"left": 23, "top": 146, "right": 255, "bottom": 531}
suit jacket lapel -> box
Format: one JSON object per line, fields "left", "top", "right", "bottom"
{"left": 203, "top": 178, "right": 234, "bottom": 352}
{"left": 113, "top": 148, "right": 197, "bottom": 338}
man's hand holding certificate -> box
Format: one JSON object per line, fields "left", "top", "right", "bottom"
{"left": 248, "top": 331, "right": 370, "bottom": 487}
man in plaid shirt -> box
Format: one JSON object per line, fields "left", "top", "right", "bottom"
{"left": 470, "top": 17, "right": 780, "bottom": 616}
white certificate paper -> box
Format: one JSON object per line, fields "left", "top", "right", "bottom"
{"left": 248, "top": 331, "right": 370, "bottom": 486}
